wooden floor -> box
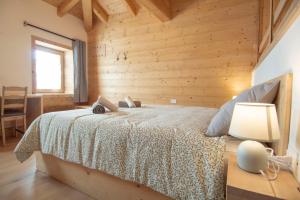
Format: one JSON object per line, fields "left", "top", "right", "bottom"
{"left": 0, "top": 135, "right": 94, "bottom": 200}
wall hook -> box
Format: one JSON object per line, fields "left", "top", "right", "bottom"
{"left": 123, "top": 52, "right": 127, "bottom": 60}
{"left": 116, "top": 53, "right": 120, "bottom": 61}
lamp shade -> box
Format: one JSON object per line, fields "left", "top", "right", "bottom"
{"left": 229, "top": 103, "right": 280, "bottom": 142}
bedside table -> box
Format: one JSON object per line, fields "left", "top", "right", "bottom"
{"left": 226, "top": 153, "right": 300, "bottom": 200}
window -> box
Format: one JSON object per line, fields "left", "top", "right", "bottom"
{"left": 31, "top": 36, "right": 75, "bottom": 94}
{"left": 33, "top": 46, "right": 64, "bottom": 93}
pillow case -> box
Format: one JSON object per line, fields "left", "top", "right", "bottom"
{"left": 206, "top": 80, "right": 280, "bottom": 137}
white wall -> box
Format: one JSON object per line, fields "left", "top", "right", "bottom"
{"left": 253, "top": 15, "right": 300, "bottom": 180}
{"left": 0, "top": 0, "right": 87, "bottom": 93}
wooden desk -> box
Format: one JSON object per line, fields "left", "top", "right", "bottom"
{"left": 0, "top": 94, "right": 43, "bottom": 128}
{"left": 75, "top": 105, "right": 91, "bottom": 109}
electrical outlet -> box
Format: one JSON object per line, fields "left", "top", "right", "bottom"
{"left": 170, "top": 99, "right": 177, "bottom": 104}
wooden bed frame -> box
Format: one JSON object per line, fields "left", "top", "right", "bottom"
{"left": 35, "top": 73, "right": 292, "bottom": 200}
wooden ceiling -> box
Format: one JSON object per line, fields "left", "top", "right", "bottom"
{"left": 42, "top": 0, "right": 172, "bottom": 31}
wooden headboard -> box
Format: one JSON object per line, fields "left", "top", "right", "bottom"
{"left": 225, "top": 73, "right": 292, "bottom": 155}
{"left": 270, "top": 73, "right": 293, "bottom": 155}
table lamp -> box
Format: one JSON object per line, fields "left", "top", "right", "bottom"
{"left": 229, "top": 103, "right": 280, "bottom": 173}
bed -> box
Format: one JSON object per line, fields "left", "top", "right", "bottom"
{"left": 14, "top": 74, "right": 292, "bottom": 200}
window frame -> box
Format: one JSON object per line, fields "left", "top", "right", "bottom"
{"left": 31, "top": 36, "right": 67, "bottom": 94}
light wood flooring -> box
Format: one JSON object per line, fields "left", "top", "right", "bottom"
{"left": 0, "top": 135, "right": 94, "bottom": 200}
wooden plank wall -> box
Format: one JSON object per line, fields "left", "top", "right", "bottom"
{"left": 88, "top": 0, "right": 259, "bottom": 108}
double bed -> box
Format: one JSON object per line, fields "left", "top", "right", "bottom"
{"left": 14, "top": 74, "right": 292, "bottom": 200}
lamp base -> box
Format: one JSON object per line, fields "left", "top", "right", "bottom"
{"left": 237, "top": 140, "right": 268, "bottom": 173}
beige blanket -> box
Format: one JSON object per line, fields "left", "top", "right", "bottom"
{"left": 14, "top": 105, "right": 225, "bottom": 200}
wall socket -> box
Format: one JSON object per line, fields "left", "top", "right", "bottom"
{"left": 170, "top": 99, "right": 177, "bottom": 104}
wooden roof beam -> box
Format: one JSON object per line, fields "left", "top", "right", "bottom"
{"left": 122, "top": 0, "right": 138, "bottom": 16}
{"left": 93, "top": 0, "right": 109, "bottom": 24}
{"left": 138, "top": 0, "right": 172, "bottom": 22}
{"left": 82, "top": 0, "right": 93, "bottom": 31}
{"left": 57, "top": 0, "right": 80, "bottom": 17}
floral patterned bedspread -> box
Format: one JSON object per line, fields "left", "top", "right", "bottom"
{"left": 14, "top": 105, "right": 225, "bottom": 200}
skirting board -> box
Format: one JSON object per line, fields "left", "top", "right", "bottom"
{"left": 35, "top": 152, "right": 172, "bottom": 200}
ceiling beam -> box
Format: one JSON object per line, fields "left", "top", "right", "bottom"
{"left": 57, "top": 0, "right": 80, "bottom": 17}
{"left": 82, "top": 0, "right": 93, "bottom": 31}
{"left": 93, "top": 0, "right": 109, "bottom": 24}
{"left": 138, "top": 0, "right": 172, "bottom": 21}
{"left": 122, "top": 0, "right": 138, "bottom": 16}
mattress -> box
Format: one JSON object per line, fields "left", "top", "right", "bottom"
{"left": 14, "top": 105, "right": 225, "bottom": 200}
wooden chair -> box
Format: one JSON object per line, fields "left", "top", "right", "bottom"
{"left": 0, "top": 86, "right": 27, "bottom": 146}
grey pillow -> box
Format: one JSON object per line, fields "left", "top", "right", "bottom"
{"left": 206, "top": 80, "right": 280, "bottom": 137}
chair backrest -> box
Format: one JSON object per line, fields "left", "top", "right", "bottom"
{"left": 1, "top": 86, "right": 28, "bottom": 117}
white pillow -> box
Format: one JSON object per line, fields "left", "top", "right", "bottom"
{"left": 206, "top": 80, "right": 280, "bottom": 137}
